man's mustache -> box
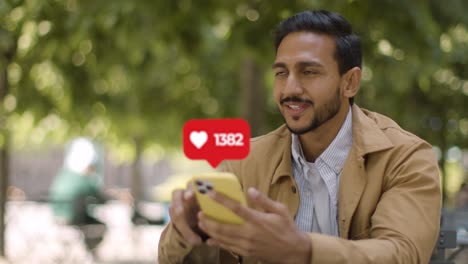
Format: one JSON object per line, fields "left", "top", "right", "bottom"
{"left": 280, "top": 97, "right": 314, "bottom": 105}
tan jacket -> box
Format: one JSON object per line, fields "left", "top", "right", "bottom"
{"left": 158, "top": 105, "right": 441, "bottom": 264}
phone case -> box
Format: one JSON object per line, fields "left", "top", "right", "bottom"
{"left": 191, "top": 172, "right": 246, "bottom": 224}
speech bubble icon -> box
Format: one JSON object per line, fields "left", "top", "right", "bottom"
{"left": 183, "top": 119, "right": 250, "bottom": 168}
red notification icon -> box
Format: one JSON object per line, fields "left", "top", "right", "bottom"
{"left": 183, "top": 119, "right": 250, "bottom": 168}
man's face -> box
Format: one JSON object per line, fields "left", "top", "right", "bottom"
{"left": 273, "top": 32, "right": 345, "bottom": 135}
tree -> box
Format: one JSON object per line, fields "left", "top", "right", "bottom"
{"left": 0, "top": 0, "right": 467, "bottom": 257}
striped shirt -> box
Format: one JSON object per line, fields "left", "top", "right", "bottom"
{"left": 291, "top": 107, "right": 353, "bottom": 236}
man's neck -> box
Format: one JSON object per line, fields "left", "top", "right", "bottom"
{"left": 298, "top": 104, "right": 351, "bottom": 162}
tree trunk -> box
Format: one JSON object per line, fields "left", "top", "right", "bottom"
{"left": 0, "top": 59, "right": 9, "bottom": 257}
{"left": 0, "top": 138, "right": 8, "bottom": 258}
{"left": 131, "top": 137, "right": 143, "bottom": 203}
{"left": 240, "top": 57, "right": 266, "bottom": 137}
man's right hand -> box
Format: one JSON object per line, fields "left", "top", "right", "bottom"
{"left": 168, "top": 187, "right": 203, "bottom": 245}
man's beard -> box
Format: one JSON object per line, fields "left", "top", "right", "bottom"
{"left": 280, "top": 87, "right": 342, "bottom": 135}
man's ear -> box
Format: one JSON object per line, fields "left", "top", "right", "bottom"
{"left": 341, "top": 67, "right": 361, "bottom": 99}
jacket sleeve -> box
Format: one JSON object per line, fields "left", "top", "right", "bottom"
{"left": 157, "top": 222, "right": 194, "bottom": 263}
{"left": 307, "top": 141, "right": 441, "bottom": 264}
{"left": 158, "top": 221, "right": 228, "bottom": 263}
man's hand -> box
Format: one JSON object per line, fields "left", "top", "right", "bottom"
{"left": 168, "top": 186, "right": 203, "bottom": 246}
{"left": 198, "top": 187, "right": 311, "bottom": 263}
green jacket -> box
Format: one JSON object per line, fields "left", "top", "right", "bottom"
{"left": 158, "top": 105, "right": 441, "bottom": 264}
{"left": 49, "top": 168, "right": 102, "bottom": 222}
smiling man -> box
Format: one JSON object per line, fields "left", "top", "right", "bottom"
{"left": 158, "top": 10, "right": 441, "bottom": 264}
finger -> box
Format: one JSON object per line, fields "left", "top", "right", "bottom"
{"left": 198, "top": 213, "right": 249, "bottom": 252}
{"left": 168, "top": 204, "right": 202, "bottom": 245}
{"left": 169, "top": 190, "right": 202, "bottom": 245}
{"left": 183, "top": 189, "right": 199, "bottom": 213}
{"left": 247, "top": 187, "right": 288, "bottom": 215}
{"left": 197, "top": 212, "right": 244, "bottom": 239}
{"left": 184, "top": 183, "right": 200, "bottom": 209}
{"left": 171, "top": 189, "right": 184, "bottom": 205}
{"left": 206, "top": 238, "right": 249, "bottom": 257}
{"left": 183, "top": 188, "right": 196, "bottom": 204}
{"left": 184, "top": 188, "right": 194, "bottom": 200}
{"left": 207, "top": 190, "right": 258, "bottom": 222}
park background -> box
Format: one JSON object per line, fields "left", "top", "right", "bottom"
{"left": 0, "top": 0, "right": 467, "bottom": 263}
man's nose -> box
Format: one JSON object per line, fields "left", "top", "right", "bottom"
{"left": 284, "top": 74, "right": 303, "bottom": 94}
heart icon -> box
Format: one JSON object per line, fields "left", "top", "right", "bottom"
{"left": 190, "top": 131, "right": 208, "bottom": 149}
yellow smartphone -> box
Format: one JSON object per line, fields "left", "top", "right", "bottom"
{"left": 191, "top": 172, "right": 246, "bottom": 225}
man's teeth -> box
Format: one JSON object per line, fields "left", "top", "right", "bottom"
{"left": 289, "top": 105, "right": 301, "bottom": 110}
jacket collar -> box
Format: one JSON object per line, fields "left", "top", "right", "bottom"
{"left": 270, "top": 104, "right": 393, "bottom": 185}
{"left": 351, "top": 105, "right": 393, "bottom": 156}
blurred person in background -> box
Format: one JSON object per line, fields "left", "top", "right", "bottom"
{"left": 49, "top": 137, "right": 108, "bottom": 226}
{"left": 49, "top": 137, "right": 134, "bottom": 252}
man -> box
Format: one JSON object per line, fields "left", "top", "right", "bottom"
{"left": 49, "top": 137, "right": 106, "bottom": 225}
{"left": 158, "top": 10, "right": 441, "bottom": 263}
{"left": 49, "top": 137, "right": 109, "bottom": 252}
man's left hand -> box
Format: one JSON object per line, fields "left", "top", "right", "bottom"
{"left": 198, "top": 187, "right": 311, "bottom": 263}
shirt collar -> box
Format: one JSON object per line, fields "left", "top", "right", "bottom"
{"left": 291, "top": 106, "right": 353, "bottom": 174}
{"left": 291, "top": 130, "right": 306, "bottom": 167}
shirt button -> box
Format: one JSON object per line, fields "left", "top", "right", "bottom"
{"left": 291, "top": 186, "right": 297, "bottom": 193}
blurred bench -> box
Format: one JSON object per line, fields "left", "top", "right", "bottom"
{"left": 430, "top": 209, "right": 468, "bottom": 264}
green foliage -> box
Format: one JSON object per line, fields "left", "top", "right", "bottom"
{"left": 0, "top": 0, "right": 466, "bottom": 157}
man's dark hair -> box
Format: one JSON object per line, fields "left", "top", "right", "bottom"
{"left": 274, "top": 10, "right": 361, "bottom": 104}
{"left": 274, "top": 10, "right": 362, "bottom": 75}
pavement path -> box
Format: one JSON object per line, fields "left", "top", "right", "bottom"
{"left": 3, "top": 201, "right": 166, "bottom": 264}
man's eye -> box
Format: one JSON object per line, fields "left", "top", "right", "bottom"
{"left": 303, "top": 70, "right": 319, "bottom": 75}
{"left": 275, "top": 71, "right": 287, "bottom": 76}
